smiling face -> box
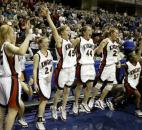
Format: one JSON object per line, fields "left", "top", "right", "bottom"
{"left": 38, "top": 37, "right": 49, "bottom": 50}
{"left": 109, "top": 28, "right": 119, "bottom": 42}
{"left": 59, "top": 25, "right": 71, "bottom": 40}
{"left": 128, "top": 51, "right": 139, "bottom": 63}
{"left": 82, "top": 26, "right": 92, "bottom": 39}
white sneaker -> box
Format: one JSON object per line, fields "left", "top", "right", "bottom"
{"left": 88, "top": 98, "right": 94, "bottom": 110}
{"left": 41, "top": 117, "right": 46, "bottom": 123}
{"left": 18, "top": 118, "right": 28, "bottom": 127}
{"left": 135, "top": 110, "right": 142, "bottom": 117}
{"left": 58, "top": 106, "right": 67, "bottom": 121}
{"left": 36, "top": 122, "right": 45, "bottom": 130}
{"left": 50, "top": 106, "right": 58, "bottom": 120}
{"left": 81, "top": 102, "right": 90, "bottom": 112}
{"left": 95, "top": 100, "right": 105, "bottom": 110}
{"left": 72, "top": 103, "right": 79, "bottom": 114}
{"left": 106, "top": 100, "right": 114, "bottom": 111}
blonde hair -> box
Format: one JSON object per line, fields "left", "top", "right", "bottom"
{"left": 108, "top": 27, "right": 118, "bottom": 35}
{"left": 58, "top": 25, "right": 68, "bottom": 35}
{"left": 37, "top": 37, "right": 49, "bottom": 49}
{"left": 0, "top": 25, "right": 14, "bottom": 48}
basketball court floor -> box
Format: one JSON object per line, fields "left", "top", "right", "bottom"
{"left": 13, "top": 101, "right": 142, "bottom": 130}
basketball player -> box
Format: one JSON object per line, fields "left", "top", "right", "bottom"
{"left": 0, "top": 22, "right": 33, "bottom": 130}
{"left": 16, "top": 45, "right": 33, "bottom": 127}
{"left": 72, "top": 26, "right": 96, "bottom": 114}
{"left": 88, "top": 27, "right": 120, "bottom": 110}
{"left": 117, "top": 51, "right": 142, "bottom": 117}
{"left": 40, "top": 7, "right": 77, "bottom": 120}
{"left": 33, "top": 37, "right": 53, "bottom": 130}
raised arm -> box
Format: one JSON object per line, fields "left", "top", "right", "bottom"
{"left": 5, "top": 21, "right": 33, "bottom": 56}
{"left": 40, "top": 7, "right": 62, "bottom": 48}
{"left": 71, "top": 37, "right": 80, "bottom": 47}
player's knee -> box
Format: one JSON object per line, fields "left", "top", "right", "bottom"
{"left": 95, "top": 82, "right": 102, "bottom": 90}
{"left": 105, "top": 83, "right": 113, "bottom": 91}
{"left": 136, "top": 91, "right": 141, "bottom": 99}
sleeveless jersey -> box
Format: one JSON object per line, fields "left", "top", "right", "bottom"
{"left": 57, "top": 39, "right": 76, "bottom": 68}
{"left": 102, "top": 38, "right": 119, "bottom": 65}
{"left": 0, "top": 42, "right": 20, "bottom": 77}
{"left": 125, "top": 61, "right": 141, "bottom": 88}
{"left": 79, "top": 37, "right": 95, "bottom": 64}
{"left": 37, "top": 50, "right": 53, "bottom": 79}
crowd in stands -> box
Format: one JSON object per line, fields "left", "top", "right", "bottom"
{"left": 1, "top": 0, "right": 142, "bottom": 130}
{"left": 0, "top": 0, "right": 142, "bottom": 61}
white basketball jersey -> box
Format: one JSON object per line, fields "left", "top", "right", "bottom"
{"left": 59, "top": 39, "right": 77, "bottom": 68}
{"left": 0, "top": 42, "right": 20, "bottom": 77}
{"left": 37, "top": 50, "right": 53, "bottom": 79}
{"left": 126, "top": 61, "right": 141, "bottom": 88}
{"left": 103, "top": 38, "right": 119, "bottom": 65}
{"left": 79, "top": 37, "right": 95, "bottom": 64}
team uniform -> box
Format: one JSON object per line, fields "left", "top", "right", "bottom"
{"left": 77, "top": 37, "right": 96, "bottom": 83}
{"left": 98, "top": 38, "right": 119, "bottom": 83}
{"left": 124, "top": 61, "right": 141, "bottom": 94}
{"left": 0, "top": 42, "right": 21, "bottom": 109}
{"left": 54, "top": 39, "right": 77, "bottom": 89}
{"left": 18, "top": 55, "right": 26, "bottom": 81}
{"left": 36, "top": 50, "right": 53, "bottom": 99}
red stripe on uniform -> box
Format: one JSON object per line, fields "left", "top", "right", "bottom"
{"left": 8, "top": 76, "right": 20, "bottom": 110}
{"left": 6, "top": 56, "right": 17, "bottom": 76}
{"left": 76, "top": 43, "right": 83, "bottom": 84}
{"left": 54, "top": 47, "right": 63, "bottom": 88}
{"left": 5, "top": 53, "right": 19, "bottom": 109}
{"left": 94, "top": 44, "right": 107, "bottom": 85}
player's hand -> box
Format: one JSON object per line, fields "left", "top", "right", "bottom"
{"left": 103, "top": 38, "right": 110, "bottom": 43}
{"left": 34, "top": 83, "right": 39, "bottom": 92}
{"left": 39, "top": 5, "right": 48, "bottom": 17}
{"left": 116, "top": 62, "right": 121, "bottom": 68}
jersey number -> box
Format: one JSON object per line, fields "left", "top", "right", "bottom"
{"left": 134, "top": 74, "right": 139, "bottom": 79}
{"left": 68, "top": 50, "right": 75, "bottom": 57}
{"left": 45, "top": 67, "right": 52, "bottom": 74}
{"left": 113, "top": 50, "right": 117, "bottom": 56}
{"left": 86, "top": 50, "right": 93, "bottom": 57}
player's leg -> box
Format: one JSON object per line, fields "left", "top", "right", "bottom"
{"left": 134, "top": 89, "right": 142, "bottom": 117}
{"left": 5, "top": 107, "right": 18, "bottom": 130}
{"left": 73, "top": 83, "right": 82, "bottom": 114}
{"left": 18, "top": 99, "right": 28, "bottom": 127}
{"left": 0, "top": 106, "right": 6, "bottom": 130}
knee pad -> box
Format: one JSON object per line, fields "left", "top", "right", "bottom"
{"left": 95, "top": 82, "right": 102, "bottom": 90}
{"left": 105, "top": 83, "right": 113, "bottom": 91}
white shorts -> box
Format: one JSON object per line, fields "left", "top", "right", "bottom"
{"left": 81, "top": 64, "right": 96, "bottom": 83}
{"left": 0, "top": 76, "right": 21, "bottom": 109}
{"left": 58, "top": 66, "right": 76, "bottom": 89}
{"left": 101, "top": 64, "right": 116, "bottom": 83}
{"left": 38, "top": 78, "right": 51, "bottom": 99}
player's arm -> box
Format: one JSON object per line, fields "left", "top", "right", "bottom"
{"left": 33, "top": 54, "right": 39, "bottom": 92}
{"left": 20, "top": 81, "right": 33, "bottom": 96}
{"left": 95, "top": 38, "right": 109, "bottom": 55}
{"left": 5, "top": 21, "right": 33, "bottom": 56}
{"left": 43, "top": 7, "right": 62, "bottom": 48}
{"left": 116, "top": 62, "right": 127, "bottom": 69}
{"left": 71, "top": 37, "right": 80, "bottom": 47}
{"left": 136, "top": 40, "right": 142, "bottom": 60}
